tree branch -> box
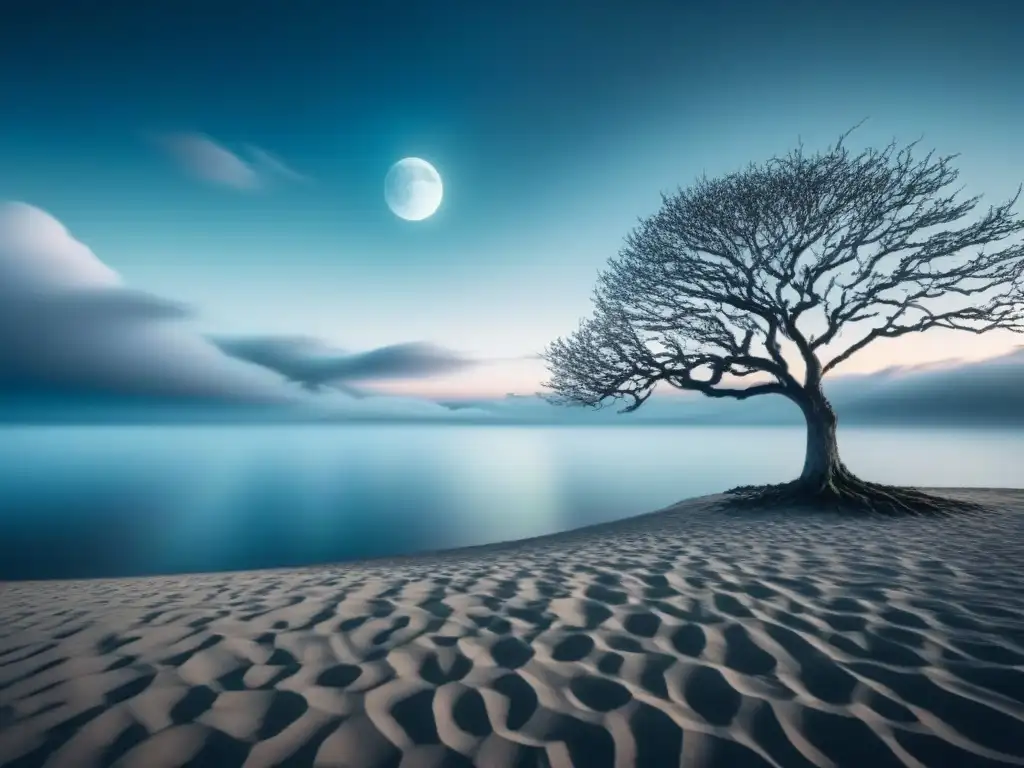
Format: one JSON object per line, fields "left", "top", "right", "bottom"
{"left": 545, "top": 126, "right": 1024, "bottom": 413}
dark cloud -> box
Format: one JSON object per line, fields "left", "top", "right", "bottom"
{"left": 212, "top": 336, "right": 475, "bottom": 391}
{"left": 0, "top": 203, "right": 308, "bottom": 403}
{"left": 323, "top": 342, "right": 473, "bottom": 380}
{"left": 0, "top": 202, "right": 482, "bottom": 421}
{"left": 0, "top": 288, "right": 190, "bottom": 391}
{"left": 5, "top": 287, "right": 189, "bottom": 324}
{"left": 835, "top": 348, "right": 1024, "bottom": 425}
{"left": 0, "top": 291, "right": 291, "bottom": 402}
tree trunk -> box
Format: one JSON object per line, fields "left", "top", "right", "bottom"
{"left": 727, "top": 383, "right": 971, "bottom": 515}
{"left": 797, "top": 388, "right": 846, "bottom": 492}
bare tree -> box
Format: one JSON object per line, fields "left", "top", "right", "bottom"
{"left": 544, "top": 129, "right": 1024, "bottom": 514}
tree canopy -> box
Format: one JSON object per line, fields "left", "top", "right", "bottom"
{"left": 545, "top": 130, "right": 1024, "bottom": 413}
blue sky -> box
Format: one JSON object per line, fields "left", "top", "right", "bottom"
{"left": 1, "top": 0, "right": 1023, "bottom": 405}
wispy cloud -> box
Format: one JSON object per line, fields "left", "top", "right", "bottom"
{"left": 243, "top": 144, "right": 312, "bottom": 185}
{"left": 155, "top": 133, "right": 309, "bottom": 191}
{"left": 212, "top": 336, "right": 476, "bottom": 392}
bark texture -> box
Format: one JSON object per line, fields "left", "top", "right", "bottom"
{"left": 797, "top": 390, "right": 847, "bottom": 491}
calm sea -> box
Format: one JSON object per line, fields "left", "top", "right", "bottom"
{"left": 0, "top": 425, "right": 1021, "bottom": 580}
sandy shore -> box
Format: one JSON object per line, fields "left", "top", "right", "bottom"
{"left": 2, "top": 489, "right": 1023, "bottom": 768}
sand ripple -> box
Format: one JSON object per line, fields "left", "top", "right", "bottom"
{"left": 2, "top": 488, "right": 1024, "bottom": 767}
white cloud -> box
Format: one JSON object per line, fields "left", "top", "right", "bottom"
{"left": 0, "top": 202, "right": 120, "bottom": 291}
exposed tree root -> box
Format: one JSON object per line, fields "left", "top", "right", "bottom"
{"left": 726, "top": 472, "right": 988, "bottom": 517}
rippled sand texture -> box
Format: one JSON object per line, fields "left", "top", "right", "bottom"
{"left": 2, "top": 488, "right": 1023, "bottom": 768}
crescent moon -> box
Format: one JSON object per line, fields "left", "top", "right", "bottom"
{"left": 384, "top": 158, "right": 443, "bottom": 221}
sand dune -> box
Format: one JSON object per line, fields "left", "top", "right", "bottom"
{"left": 2, "top": 488, "right": 1024, "bottom": 767}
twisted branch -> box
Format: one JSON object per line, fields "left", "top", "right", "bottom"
{"left": 544, "top": 127, "right": 1024, "bottom": 410}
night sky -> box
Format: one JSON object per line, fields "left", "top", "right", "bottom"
{"left": 1, "top": 0, "right": 1023, "bottom": 403}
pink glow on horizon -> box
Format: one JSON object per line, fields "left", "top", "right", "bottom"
{"left": 368, "top": 329, "right": 1021, "bottom": 401}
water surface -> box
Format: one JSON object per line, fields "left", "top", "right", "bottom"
{"left": 0, "top": 425, "right": 1020, "bottom": 580}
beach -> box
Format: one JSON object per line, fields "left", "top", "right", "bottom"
{"left": 2, "top": 488, "right": 1023, "bottom": 767}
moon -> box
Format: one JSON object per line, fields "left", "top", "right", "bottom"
{"left": 384, "top": 158, "right": 443, "bottom": 221}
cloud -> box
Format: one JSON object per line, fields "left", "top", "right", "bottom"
{"left": 212, "top": 336, "right": 475, "bottom": 391}
{"left": 157, "top": 134, "right": 261, "bottom": 190}
{"left": 0, "top": 202, "right": 121, "bottom": 289}
{"left": 243, "top": 145, "right": 312, "bottom": 185}
{"left": 834, "top": 349, "right": 1024, "bottom": 425}
{"left": 2, "top": 201, "right": 1019, "bottom": 426}
{"left": 156, "top": 133, "right": 308, "bottom": 190}
{"left": 0, "top": 202, "right": 487, "bottom": 423}
{"left": 0, "top": 202, "right": 310, "bottom": 402}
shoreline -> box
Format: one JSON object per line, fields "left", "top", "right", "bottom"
{"left": 2, "top": 488, "right": 1023, "bottom": 766}
{"left": 3, "top": 486, "right": 1019, "bottom": 586}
